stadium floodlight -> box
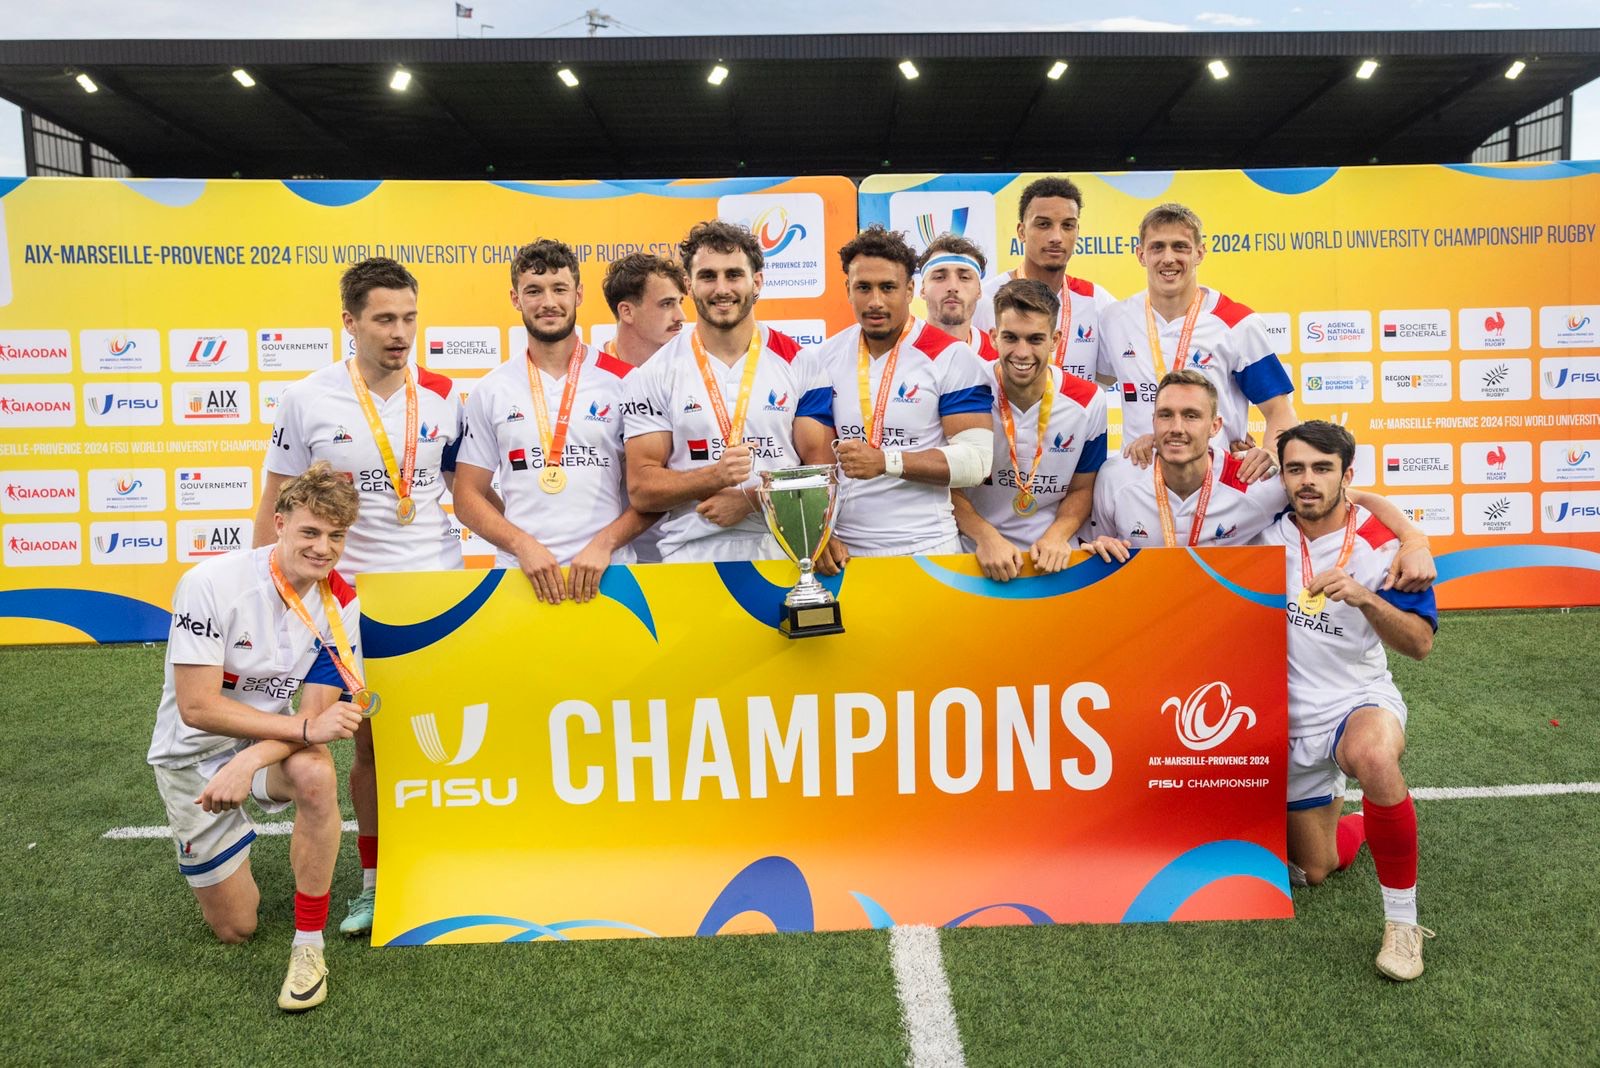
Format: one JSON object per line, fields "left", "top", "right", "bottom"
{"left": 75, "top": 73, "right": 99, "bottom": 94}
{"left": 1356, "top": 59, "right": 1379, "bottom": 80}
{"left": 231, "top": 68, "right": 256, "bottom": 88}
{"left": 707, "top": 64, "right": 729, "bottom": 86}
{"left": 899, "top": 60, "right": 920, "bottom": 80}
{"left": 1504, "top": 60, "right": 1526, "bottom": 80}
{"left": 1207, "top": 60, "right": 1230, "bottom": 80}
{"left": 1047, "top": 61, "right": 1068, "bottom": 80}
{"left": 557, "top": 68, "right": 579, "bottom": 88}
{"left": 390, "top": 68, "right": 412, "bottom": 92}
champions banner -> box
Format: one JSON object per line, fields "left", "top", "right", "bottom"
{"left": 359, "top": 550, "right": 1290, "bottom": 946}
{"left": 0, "top": 175, "right": 855, "bottom": 644}
{"left": 863, "top": 163, "right": 1600, "bottom": 609}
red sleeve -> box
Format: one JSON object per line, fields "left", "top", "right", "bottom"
{"left": 1356, "top": 512, "right": 1398, "bottom": 549}
{"left": 765, "top": 329, "right": 801, "bottom": 363}
{"left": 1209, "top": 294, "right": 1255, "bottom": 329}
{"left": 327, "top": 568, "right": 358, "bottom": 608}
{"left": 596, "top": 352, "right": 634, "bottom": 379}
{"left": 416, "top": 366, "right": 454, "bottom": 400}
{"left": 1218, "top": 450, "right": 1250, "bottom": 493}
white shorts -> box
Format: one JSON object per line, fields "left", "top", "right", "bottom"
{"left": 662, "top": 530, "right": 784, "bottom": 563}
{"left": 1287, "top": 699, "right": 1408, "bottom": 811}
{"left": 152, "top": 748, "right": 290, "bottom": 888}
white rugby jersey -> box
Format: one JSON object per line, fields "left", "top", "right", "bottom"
{"left": 148, "top": 546, "right": 360, "bottom": 768}
{"left": 1258, "top": 505, "right": 1438, "bottom": 737}
{"left": 267, "top": 360, "right": 463, "bottom": 575}
{"left": 973, "top": 271, "right": 1115, "bottom": 381}
{"left": 804, "top": 318, "right": 994, "bottom": 554}
{"left": 1090, "top": 450, "right": 1288, "bottom": 546}
{"left": 621, "top": 324, "right": 827, "bottom": 559}
{"left": 458, "top": 342, "right": 636, "bottom": 567}
{"left": 966, "top": 367, "right": 1108, "bottom": 549}
{"left": 1095, "top": 287, "right": 1292, "bottom": 448}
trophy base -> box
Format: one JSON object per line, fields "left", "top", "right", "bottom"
{"left": 779, "top": 601, "right": 845, "bottom": 639}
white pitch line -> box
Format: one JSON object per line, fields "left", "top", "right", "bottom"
{"left": 103, "top": 819, "right": 359, "bottom": 840}
{"left": 889, "top": 924, "right": 966, "bottom": 1068}
{"left": 1345, "top": 782, "right": 1600, "bottom": 802}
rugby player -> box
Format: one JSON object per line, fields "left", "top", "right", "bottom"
{"left": 255, "top": 257, "right": 467, "bottom": 939}
{"left": 599, "top": 252, "right": 687, "bottom": 368}
{"left": 797, "top": 225, "right": 994, "bottom": 567}
{"left": 954, "top": 279, "right": 1107, "bottom": 580}
{"left": 454, "top": 239, "right": 653, "bottom": 601}
{"left": 149, "top": 463, "right": 364, "bottom": 1011}
{"left": 1261, "top": 420, "right": 1438, "bottom": 981}
{"left": 917, "top": 233, "right": 998, "bottom": 360}
{"left": 1096, "top": 203, "right": 1295, "bottom": 482}
{"left": 972, "top": 176, "right": 1114, "bottom": 381}
{"left": 622, "top": 220, "right": 830, "bottom": 562}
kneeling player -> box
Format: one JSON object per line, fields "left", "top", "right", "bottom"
{"left": 1261, "top": 421, "right": 1438, "bottom": 981}
{"left": 147, "top": 463, "right": 366, "bottom": 1011}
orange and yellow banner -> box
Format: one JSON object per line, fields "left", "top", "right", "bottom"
{"left": 361, "top": 549, "right": 1290, "bottom": 946}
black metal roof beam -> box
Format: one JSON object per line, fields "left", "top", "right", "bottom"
{"left": 1237, "top": 67, "right": 1352, "bottom": 164}
{"left": 1120, "top": 68, "right": 1203, "bottom": 166}
{"left": 245, "top": 69, "right": 364, "bottom": 172}
{"left": 1367, "top": 58, "right": 1509, "bottom": 159}
{"left": 83, "top": 67, "right": 239, "bottom": 166}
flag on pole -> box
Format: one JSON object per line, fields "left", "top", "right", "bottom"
{"left": 455, "top": 3, "right": 473, "bottom": 16}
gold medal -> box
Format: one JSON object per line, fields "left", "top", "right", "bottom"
{"left": 539, "top": 466, "right": 567, "bottom": 494}
{"left": 395, "top": 496, "right": 416, "bottom": 525}
{"left": 1298, "top": 589, "right": 1326, "bottom": 615}
{"left": 1013, "top": 491, "right": 1037, "bottom": 516}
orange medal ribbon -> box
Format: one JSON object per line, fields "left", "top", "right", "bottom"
{"left": 267, "top": 549, "right": 375, "bottom": 716}
{"left": 525, "top": 335, "right": 585, "bottom": 494}
{"left": 346, "top": 360, "right": 417, "bottom": 524}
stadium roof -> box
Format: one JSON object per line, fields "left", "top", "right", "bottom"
{"left": 0, "top": 29, "right": 1597, "bottom": 179}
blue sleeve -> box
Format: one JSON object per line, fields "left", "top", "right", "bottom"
{"left": 938, "top": 383, "right": 994, "bottom": 417}
{"left": 1076, "top": 431, "right": 1108, "bottom": 474}
{"left": 1233, "top": 355, "right": 1294, "bottom": 405}
{"left": 304, "top": 641, "right": 354, "bottom": 694}
{"left": 1378, "top": 587, "right": 1438, "bottom": 633}
{"left": 440, "top": 435, "right": 462, "bottom": 472}
{"left": 796, "top": 386, "right": 834, "bottom": 428}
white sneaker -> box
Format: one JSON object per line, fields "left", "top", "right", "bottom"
{"left": 277, "top": 944, "right": 328, "bottom": 1011}
{"left": 1375, "top": 920, "right": 1435, "bottom": 981}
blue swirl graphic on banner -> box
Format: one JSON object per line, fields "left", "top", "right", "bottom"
{"left": 713, "top": 562, "right": 845, "bottom": 630}
{"left": 849, "top": 891, "right": 895, "bottom": 930}
{"left": 385, "top": 914, "right": 660, "bottom": 946}
{"left": 491, "top": 177, "right": 794, "bottom": 201}
{"left": 117, "top": 179, "right": 208, "bottom": 207}
{"left": 910, "top": 554, "right": 1123, "bottom": 600}
{"left": 0, "top": 588, "right": 169, "bottom": 642}
{"left": 597, "top": 566, "right": 657, "bottom": 640}
{"left": 1435, "top": 544, "right": 1600, "bottom": 584}
{"left": 943, "top": 902, "right": 1055, "bottom": 927}
{"left": 1096, "top": 172, "right": 1177, "bottom": 200}
{"left": 360, "top": 570, "right": 504, "bottom": 658}
{"left": 1121, "top": 839, "right": 1290, "bottom": 923}
{"left": 0, "top": 177, "right": 24, "bottom": 199}
{"left": 696, "top": 856, "right": 815, "bottom": 935}
{"left": 283, "top": 180, "right": 384, "bottom": 206}
{"left": 1184, "top": 549, "right": 1281, "bottom": 608}
{"left": 1242, "top": 167, "right": 1340, "bottom": 195}
{"left": 506, "top": 918, "right": 660, "bottom": 942}
{"left": 1445, "top": 161, "right": 1600, "bottom": 182}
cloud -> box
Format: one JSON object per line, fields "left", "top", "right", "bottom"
{"left": 1195, "top": 12, "right": 1262, "bottom": 26}
{"left": 1468, "top": 1, "right": 1518, "bottom": 7}
{"left": 1057, "top": 16, "right": 1192, "bottom": 31}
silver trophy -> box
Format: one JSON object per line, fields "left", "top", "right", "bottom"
{"left": 756, "top": 464, "right": 845, "bottom": 638}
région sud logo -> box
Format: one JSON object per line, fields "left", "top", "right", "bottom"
{"left": 1162, "top": 682, "right": 1257, "bottom": 752}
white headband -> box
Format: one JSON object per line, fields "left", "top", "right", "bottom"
{"left": 920, "top": 253, "right": 983, "bottom": 276}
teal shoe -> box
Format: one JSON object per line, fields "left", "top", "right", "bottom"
{"left": 339, "top": 887, "right": 375, "bottom": 936}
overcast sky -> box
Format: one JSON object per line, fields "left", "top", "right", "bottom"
{"left": 1, "top": 0, "right": 1596, "bottom": 173}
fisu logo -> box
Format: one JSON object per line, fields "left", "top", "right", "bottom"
{"left": 1162, "top": 681, "right": 1257, "bottom": 752}
{"left": 411, "top": 702, "right": 489, "bottom": 765}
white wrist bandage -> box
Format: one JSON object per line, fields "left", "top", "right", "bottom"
{"left": 883, "top": 450, "right": 905, "bottom": 479}
{"left": 939, "top": 427, "right": 995, "bottom": 488}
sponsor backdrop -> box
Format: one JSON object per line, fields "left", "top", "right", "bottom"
{"left": 0, "top": 175, "right": 854, "bottom": 643}
{"left": 360, "top": 550, "right": 1290, "bottom": 945}
{"left": 862, "top": 163, "right": 1600, "bottom": 609}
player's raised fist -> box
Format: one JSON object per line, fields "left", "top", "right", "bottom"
{"left": 835, "top": 439, "right": 886, "bottom": 480}
{"left": 716, "top": 442, "right": 754, "bottom": 487}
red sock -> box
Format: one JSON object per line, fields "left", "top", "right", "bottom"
{"left": 1336, "top": 812, "right": 1366, "bottom": 870}
{"left": 294, "top": 890, "right": 331, "bottom": 933}
{"left": 1362, "top": 794, "right": 1418, "bottom": 890}
{"left": 358, "top": 834, "right": 378, "bottom": 870}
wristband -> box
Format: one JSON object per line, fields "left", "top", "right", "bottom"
{"left": 883, "top": 450, "right": 905, "bottom": 479}
{"left": 302, "top": 718, "right": 309, "bottom": 744}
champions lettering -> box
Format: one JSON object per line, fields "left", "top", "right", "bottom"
{"left": 545, "top": 682, "right": 1113, "bottom": 806}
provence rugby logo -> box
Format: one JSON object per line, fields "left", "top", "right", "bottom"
{"left": 1162, "top": 681, "right": 1257, "bottom": 752}
{"left": 750, "top": 206, "right": 807, "bottom": 258}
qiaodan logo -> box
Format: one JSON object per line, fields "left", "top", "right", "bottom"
{"left": 397, "top": 703, "right": 515, "bottom": 808}
{"left": 750, "top": 206, "right": 807, "bottom": 257}
{"left": 1162, "top": 681, "right": 1257, "bottom": 752}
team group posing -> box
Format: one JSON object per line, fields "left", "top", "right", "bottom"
{"left": 147, "top": 178, "right": 1441, "bottom": 1011}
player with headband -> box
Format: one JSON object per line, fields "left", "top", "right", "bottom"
{"left": 454, "top": 238, "right": 654, "bottom": 601}
{"left": 796, "top": 225, "right": 995, "bottom": 566}
{"left": 1258, "top": 420, "right": 1438, "bottom": 981}
{"left": 256, "top": 256, "right": 469, "bottom": 941}
{"left": 623, "top": 219, "right": 831, "bottom": 562}
{"left": 149, "top": 463, "right": 365, "bottom": 1012}
{"left": 1096, "top": 202, "right": 1296, "bottom": 484}
{"left": 954, "top": 278, "right": 1107, "bottom": 580}
{"left": 917, "top": 233, "right": 998, "bottom": 360}
{"left": 971, "top": 176, "right": 1115, "bottom": 381}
